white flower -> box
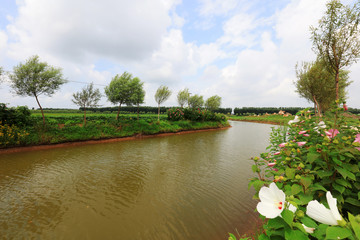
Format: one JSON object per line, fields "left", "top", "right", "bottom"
{"left": 306, "top": 192, "right": 342, "bottom": 225}
{"left": 256, "top": 182, "right": 285, "bottom": 218}
{"left": 302, "top": 224, "right": 315, "bottom": 233}
{"left": 288, "top": 115, "right": 300, "bottom": 125}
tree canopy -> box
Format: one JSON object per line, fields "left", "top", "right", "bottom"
{"left": 9, "top": 55, "right": 67, "bottom": 125}
{"left": 310, "top": 0, "right": 360, "bottom": 102}
{"left": 155, "top": 85, "right": 171, "bottom": 120}
{"left": 205, "top": 95, "right": 222, "bottom": 111}
{"left": 72, "top": 83, "right": 102, "bottom": 125}
{"left": 295, "top": 59, "right": 350, "bottom": 114}
{"left": 188, "top": 94, "right": 204, "bottom": 109}
{"left": 177, "top": 88, "right": 190, "bottom": 108}
{"left": 127, "top": 77, "right": 145, "bottom": 119}
{"left": 105, "top": 72, "right": 134, "bottom": 120}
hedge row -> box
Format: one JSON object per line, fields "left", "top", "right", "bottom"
{"left": 233, "top": 107, "right": 308, "bottom": 115}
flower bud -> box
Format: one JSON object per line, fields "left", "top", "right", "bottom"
{"left": 296, "top": 210, "right": 304, "bottom": 218}
{"left": 337, "top": 219, "right": 347, "bottom": 227}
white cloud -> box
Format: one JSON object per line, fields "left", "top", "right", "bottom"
{"left": 6, "top": 0, "right": 178, "bottom": 63}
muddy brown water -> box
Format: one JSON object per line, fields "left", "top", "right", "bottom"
{"left": 0, "top": 121, "right": 273, "bottom": 239}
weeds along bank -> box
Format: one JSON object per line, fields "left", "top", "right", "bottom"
{"left": 0, "top": 105, "right": 228, "bottom": 148}
{"left": 230, "top": 106, "right": 360, "bottom": 240}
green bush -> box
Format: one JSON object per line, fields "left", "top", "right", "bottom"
{"left": 167, "top": 108, "right": 185, "bottom": 121}
{"left": 0, "top": 103, "right": 33, "bottom": 126}
{"left": 247, "top": 107, "right": 360, "bottom": 239}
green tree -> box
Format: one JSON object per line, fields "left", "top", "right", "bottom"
{"left": 310, "top": 0, "right": 360, "bottom": 102}
{"left": 127, "top": 77, "right": 145, "bottom": 120}
{"left": 295, "top": 59, "right": 350, "bottom": 115}
{"left": 72, "top": 83, "right": 102, "bottom": 125}
{"left": 105, "top": 72, "right": 133, "bottom": 120}
{"left": 177, "top": 88, "right": 190, "bottom": 108}
{"left": 205, "top": 95, "right": 221, "bottom": 111}
{"left": 154, "top": 85, "right": 171, "bottom": 121}
{"left": 188, "top": 94, "right": 204, "bottom": 109}
{"left": 9, "top": 55, "right": 67, "bottom": 125}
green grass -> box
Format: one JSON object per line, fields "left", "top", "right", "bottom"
{"left": 2, "top": 111, "right": 229, "bottom": 148}
{"left": 228, "top": 114, "right": 292, "bottom": 125}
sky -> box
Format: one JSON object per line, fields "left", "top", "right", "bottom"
{"left": 1, "top": 0, "right": 360, "bottom": 110}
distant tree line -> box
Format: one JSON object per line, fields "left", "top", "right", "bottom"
{"left": 234, "top": 107, "right": 308, "bottom": 116}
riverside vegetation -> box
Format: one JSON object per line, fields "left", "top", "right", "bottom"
{"left": 0, "top": 104, "right": 228, "bottom": 148}
{"left": 229, "top": 104, "right": 360, "bottom": 240}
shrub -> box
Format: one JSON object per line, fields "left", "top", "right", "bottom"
{"left": 0, "top": 121, "right": 29, "bottom": 147}
{"left": 167, "top": 108, "right": 185, "bottom": 121}
{"left": 247, "top": 107, "right": 360, "bottom": 239}
{"left": 0, "top": 103, "right": 32, "bottom": 126}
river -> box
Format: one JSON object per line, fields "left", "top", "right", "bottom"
{"left": 0, "top": 121, "right": 274, "bottom": 239}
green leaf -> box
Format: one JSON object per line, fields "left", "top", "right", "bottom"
{"left": 281, "top": 209, "right": 294, "bottom": 227}
{"left": 300, "top": 176, "right": 312, "bottom": 189}
{"left": 228, "top": 233, "right": 237, "bottom": 240}
{"left": 301, "top": 216, "right": 318, "bottom": 228}
{"left": 268, "top": 217, "right": 286, "bottom": 229}
{"left": 298, "top": 193, "right": 313, "bottom": 205}
{"left": 293, "top": 222, "right": 306, "bottom": 234}
{"left": 285, "top": 229, "right": 308, "bottom": 240}
{"left": 306, "top": 152, "right": 320, "bottom": 163}
{"left": 335, "top": 179, "right": 352, "bottom": 188}
{"left": 317, "top": 170, "right": 333, "bottom": 178}
{"left": 345, "top": 197, "right": 360, "bottom": 207}
{"left": 311, "top": 183, "right": 328, "bottom": 192}
{"left": 335, "top": 166, "right": 356, "bottom": 180}
{"left": 291, "top": 184, "right": 303, "bottom": 195}
{"left": 258, "top": 234, "right": 271, "bottom": 240}
{"left": 358, "top": 192, "right": 360, "bottom": 200}
{"left": 333, "top": 183, "right": 346, "bottom": 194}
{"left": 348, "top": 213, "right": 360, "bottom": 239}
{"left": 252, "top": 164, "right": 259, "bottom": 173}
{"left": 326, "top": 226, "right": 352, "bottom": 239}
{"left": 286, "top": 168, "right": 296, "bottom": 179}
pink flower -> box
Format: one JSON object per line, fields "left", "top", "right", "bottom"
{"left": 268, "top": 162, "right": 276, "bottom": 167}
{"left": 343, "top": 104, "right": 348, "bottom": 111}
{"left": 273, "top": 168, "right": 279, "bottom": 172}
{"left": 296, "top": 142, "right": 306, "bottom": 147}
{"left": 279, "top": 143, "right": 286, "bottom": 147}
{"left": 274, "top": 152, "right": 281, "bottom": 155}
{"left": 299, "top": 130, "right": 307, "bottom": 135}
{"left": 303, "top": 134, "right": 310, "bottom": 137}
{"left": 356, "top": 147, "right": 360, "bottom": 151}
{"left": 325, "top": 129, "right": 339, "bottom": 139}
{"left": 354, "top": 134, "right": 360, "bottom": 144}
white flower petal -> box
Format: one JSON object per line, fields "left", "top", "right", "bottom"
{"left": 288, "top": 203, "right": 297, "bottom": 213}
{"left": 326, "top": 192, "right": 342, "bottom": 222}
{"left": 269, "top": 182, "right": 286, "bottom": 202}
{"left": 302, "top": 224, "right": 315, "bottom": 233}
{"left": 306, "top": 200, "right": 338, "bottom": 225}
{"left": 257, "top": 201, "right": 282, "bottom": 219}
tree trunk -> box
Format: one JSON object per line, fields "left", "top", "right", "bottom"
{"left": 335, "top": 69, "right": 340, "bottom": 103}
{"left": 84, "top": 106, "right": 87, "bottom": 126}
{"left": 35, "top": 95, "right": 45, "bottom": 126}
{"left": 137, "top": 103, "right": 139, "bottom": 120}
{"left": 157, "top": 103, "right": 160, "bottom": 121}
{"left": 313, "top": 95, "right": 321, "bottom": 117}
{"left": 117, "top": 103, "right": 122, "bottom": 121}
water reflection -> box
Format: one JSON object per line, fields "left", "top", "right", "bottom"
{"left": 0, "top": 121, "right": 273, "bottom": 239}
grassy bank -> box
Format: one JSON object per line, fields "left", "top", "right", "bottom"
{"left": 228, "top": 112, "right": 360, "bottom": 125}
{"left": 1, "top": 111, "right": 229, "bottom": 149}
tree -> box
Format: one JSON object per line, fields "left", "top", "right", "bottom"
{"left": 188, "top": 94, "right": 204, "bottom": 109}
{"left": 127, "top": 77, "right": 145, "bottom": 120}
{"left": 205, "top": 95, "right": 222, "bottom": 111}
{"left": 177, "top": 88, "right": 190, "bottom": 108}
{"left": 295, "top": 59, "right": 350, "bottom": 115}
{"left": 154, "top": 85, "right": 171, "bottom": 121}
{"left": 310, "top": 0, "right": 360, "bottom": 102}
{"left": 9, "top": 55, "right": 67, "bottom": 125}
{"left": 72, "top": 83, "right": 101, "bottom": 125}
{"left": 105, "top": 72, "right": 133, "bottom": 120}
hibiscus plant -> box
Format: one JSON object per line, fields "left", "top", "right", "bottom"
{"left": 244, "top": 105, "right": 360, "bottom": 240}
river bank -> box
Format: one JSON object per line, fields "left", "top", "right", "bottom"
{"left": 0, "top": 124, "right": 230, "bottom": 154}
